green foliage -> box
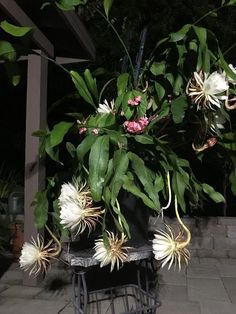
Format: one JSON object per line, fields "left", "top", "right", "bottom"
{"left": 0, "top": 20, "right": 32, "bottom": 37}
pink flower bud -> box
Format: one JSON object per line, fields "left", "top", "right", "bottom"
{"left": 92, "top": 128, "right": 99, "bottom": 135}
{"left": 79, "top": 127, "right": 87, "bottom": 134}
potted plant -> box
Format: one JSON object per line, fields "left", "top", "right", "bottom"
{"left": 19, "top": 0, "right": 236, "bottom": 275}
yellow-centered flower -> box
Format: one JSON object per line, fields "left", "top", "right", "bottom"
{"left": 93, "top": 231, "right": 130, "bottom": 271}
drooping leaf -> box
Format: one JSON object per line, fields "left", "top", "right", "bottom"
{"left": 169, "top": 24, "right": 191, "bottom": 42}
{"left": 171, "top": 95, "right": 188, "bottom": 124}
{"left": 84, "top": 69, "right": 98, "bottom": 102}
{"left": 150, "top": 61, "right": 166, "bottom": 76}
{"left": 76, "top": 135, "right": 97, "bottom": 162}
{"left": 128, "top": 152, "right": 159, "bottom": 206}
{"left": 134, "top": 134, "right": 154, "bottom": 145}
{"left": 33, "top": 191, "right": 48, "bottom": 228}
{"left": 50, "top": 121, "right": 74, "bottom": 148}
{"left": 89, "top": 135, "right": 110, "bottom": 201}
{"left": 122, "top": 175, "right": 156, "bottom": 209}
{"left": 110, "top": 150, "right": 129, "bottom": 204}
{"left": 155, "top": 82, "right": 165, "bottom": 101}
{"left": 0, "top": 20, "right": 32, "bottom": 37}
{"left": 0, "top": 41, "right": 16, "bottom": 62}
{"left": 202, "top": 183, "right": 225, "bottom": 203}
{"left": 70, "top": 71, "right": 96, "bottom": 108}
{"left": 4, "top": 62, "right": 20, "bottom": 86}
{"left": 103, "top": 0, "right": 113, "bottom": 18}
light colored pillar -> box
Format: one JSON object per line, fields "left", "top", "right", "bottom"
{"left": 23, "top": 53, "right": 47, "bottom": 286}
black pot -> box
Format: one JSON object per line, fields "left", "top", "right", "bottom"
{"left": 118, "top": 190, "right": 150, "bottom": 247}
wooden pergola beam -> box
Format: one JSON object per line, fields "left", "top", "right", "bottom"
{"left": 57, "top": 9, "right": 96, "bottom": 61}
{"left": 23, "top": 53, "right": 48, "bottom": 286}
{"left": 0, "top": 0, "right": 54, "bottom": 58}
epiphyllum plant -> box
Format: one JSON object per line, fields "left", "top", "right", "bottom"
{"left": 20, "top": 0, "right": 236, "bottom": 274}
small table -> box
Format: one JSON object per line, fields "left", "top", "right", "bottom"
{"left": 61, "top": 244, "right": 160, "bottom": 314}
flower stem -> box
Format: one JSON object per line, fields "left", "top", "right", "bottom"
{"left": 45, "top": 224, "right": 62, "bottom": 257}
{"left": 174, "top": 195, "right": 191, "bottom": 248}
{"left": 161, "top": 172, "right": 172, "bottom": 211}
{"left": 96, "top": 8, "right": 135, "bottom": 81}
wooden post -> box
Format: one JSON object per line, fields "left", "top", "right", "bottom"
{"left": 23, "top": 53, "right": 47, "bottom": 286}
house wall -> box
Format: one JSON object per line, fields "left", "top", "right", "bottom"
{"left": 149, "top": 216, "right": 236, "bottom": 258}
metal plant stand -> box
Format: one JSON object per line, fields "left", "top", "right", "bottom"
{"left": 61, "top": 244, "right": 160, "bottom": 314}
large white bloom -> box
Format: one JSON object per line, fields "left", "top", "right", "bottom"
{"left": 152, "top": 225, "right": 190, "bottom": 271}
{"left": 186, "top": 70, "right": 228, "bottom": 110}
{"left": 97, "top": 99, "right": 115, "bottom": 114}
{"left": 59, "top": 181, "right": 102, "bottom": 235}
{"left": 19, "top": 235, "right": 58, "bottom": 276}
{"left": 93, "top": 232, "right": 129, "bottom": 271}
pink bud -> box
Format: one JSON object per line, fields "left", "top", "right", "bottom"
{"left": 79, "top": 127, "right": 87, "bottom": 134}
{"left": 92, "top": 128, "right": 99, "bottom": 135}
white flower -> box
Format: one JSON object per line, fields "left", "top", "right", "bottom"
{"left": 19, "top": 235, "right": 58, "bottom": 276}
{"left": 97, "top": 99, "right": 115, "bottom": 114}
{"left": 227, "top": 64, "right": 236, "bottom": 84}
{"left": 59, "top": 181, "right": 102, "bottom": 235}
{"left": 152, "top": 225, "right": 190, "bottom": 271}
{"left": 186, "top": 70, "right": 228, "bottom": 110}
{"left": 93, "top": 232, "right": 130, "bottom": 271}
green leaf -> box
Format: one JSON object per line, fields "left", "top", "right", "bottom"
{"left": 0, "top": 41, "right": 16, "bottom": 62}
{"left": 70, "top": 71, "right": 96, "bottom": 108}
{"left": 150, "top": 61, "right": 166, "bottom": 76}
{"left": 172, "top": 171, "right": 187, "bottom": 212}
{"left": 110, "top": 150, "right": 129, "bottom": 204}
{"left": 33, "top": 191, "right": 48, "bottom": 228}
{"left": 103, "top": 0, "right": 113, "bottom": 18}
{"left": 0, "top": 20, "right": 32, "bottom": 37}
{"left": 134, "top": 134, "right": 154, "bottom": 145}
{"left": 117, "top": 73, "right": 129, "bottom": 95}
{"left": 202, "top": 183, "right": 225, "bottom": 203}
{"left": 66, "top": 142, "right": 76, "bottom": 158}
{"left": 170, "top": 24, "right": 191, "bottom": 42}
{"left": 193, "top": 26, "right": 207, "bottom": 51}
{"left": 4, "top": 62, "right": 20, "bottom": 86}
{"left": 229, "top": 167, "right": 236, "bottom": 196}
{"left": 50, "top": 121, "right": 74, "bottom": 147}
{"left": 173, "top": 74, "right": 184, "bottom": 95}
{"left": 171, "top": 95, "right": 188, "bottom": 124}
{"left": 76, "top": 135, "right": 97, "bottom": 162}
{"left": 89, "top": 135, "right": 110, "bottom": 201}
{"left": 128, "top": 152, "right": 159, "bottom": 207}
{"left": 84, "top": 69, "right": 98, "bottom": 102}
{"left": 155, "top": 82, "right": 165, "bottom": 101}
{"left": 218, "top": 49, "right": 236, "bottom": 81}
{"left": 122, "top": 175, "right": 156, "bottom": 209}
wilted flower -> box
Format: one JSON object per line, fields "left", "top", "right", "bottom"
{"left": 186, "top": 70, "right": 228, "bottom": 110}
{"left": 152, "top": 196, "right": 191, "bottom": 270}
{"left": 192, "top": 136, "right": 217, "bottom": 153}
{"left": 59, "top": 181, "right": 102, "bottom": 235}
{"left": 93, "top": 231, "right": 130, "bottom": 271}
{"left": 124, "top": 116, "right": 149, "bottom": 134}
{"left": 19, "top": 234, "right": 61, "bottom": 276}
{"left": 97, "top": 99, "right": 115, "bottom": 114}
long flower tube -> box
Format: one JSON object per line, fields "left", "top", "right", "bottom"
{"left": 152, "top": 195, "right": 191, "bottom": 270}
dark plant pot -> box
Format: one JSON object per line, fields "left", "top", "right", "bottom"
{"left": 118, "top": 190, "right": 150, "bottom": 247}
